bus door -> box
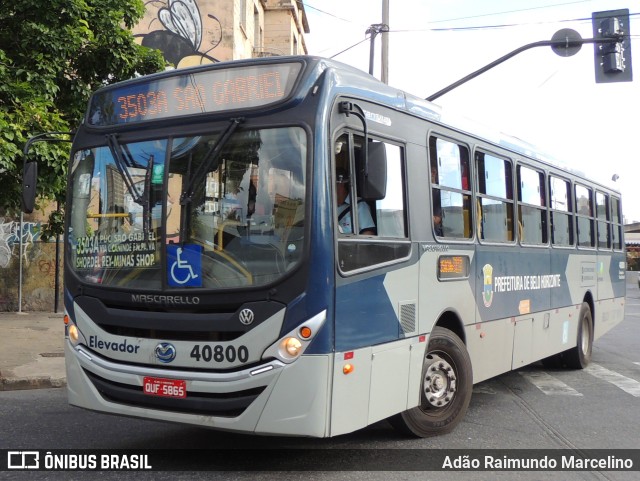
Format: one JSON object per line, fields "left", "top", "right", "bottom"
{"left": 330, "top": 128, "right": 416, "bottom": 434}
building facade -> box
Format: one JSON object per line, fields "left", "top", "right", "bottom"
{"left": 132, "top": 0, "right": 309, "bottom": 68}
{"left": 625, "top": 223, "right": 640, "bottom": 271}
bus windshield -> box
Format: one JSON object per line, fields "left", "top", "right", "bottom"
{"left": 67, "top": 126, "right": 307, "bottom": 290}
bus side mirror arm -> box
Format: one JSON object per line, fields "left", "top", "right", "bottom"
{"left": 338, "top": 101, "right": 386, "bottom": 201}
{"left": 339, "top": 101, "right": 369, "bottom": 177}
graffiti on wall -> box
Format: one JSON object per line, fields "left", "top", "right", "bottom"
{"left": 0, "top": 219, "right": 41, "bottom": 268}
{"left": 137, "top": 0, "right": 223, "bottom": 67}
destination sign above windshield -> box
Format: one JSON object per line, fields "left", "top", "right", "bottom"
{"left": 87, "top": 62, "right": 303, "bottom": 127}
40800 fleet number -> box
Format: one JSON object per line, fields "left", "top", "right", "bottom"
{"left": 190, "top": 344, "right": 249, "bottom": 363}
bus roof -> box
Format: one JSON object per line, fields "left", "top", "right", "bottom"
{"left": 311, "top": 55, "right": 613, "bottom": 191}
{"left": 86, "top": 55, "right": 615, "bottom": 193}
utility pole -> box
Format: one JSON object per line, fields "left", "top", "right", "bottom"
{"left": 381, "top": 0, "right": 389, "bottom": 84}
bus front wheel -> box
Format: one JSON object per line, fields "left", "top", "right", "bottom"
{"left": 564, "top": 302, "right": 593, "bottom": 369}
{"left": 389, "top": 327, "right": 472, "bottom": 437}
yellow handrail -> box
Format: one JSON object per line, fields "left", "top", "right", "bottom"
{"left": 214, "top": 220, "right": 252, "bottom": 283}
{"left": 87, "top": 212, "right": 130, "bottom": 218}
{"left": 216, "top": 220, "right": 242, "bottom": 249}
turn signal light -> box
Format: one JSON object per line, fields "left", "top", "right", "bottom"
{"left": 299, "top": 326, "right": 312, "bottom": 339}
{"left": 343, "top": 363, "right": 354, "bottom": 375}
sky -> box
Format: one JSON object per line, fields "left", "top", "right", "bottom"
{"left": 302, "top": 0, "right": 640, "bottom": 223}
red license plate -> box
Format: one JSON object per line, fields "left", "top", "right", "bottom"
{"left": 143, "top": 377, "right": 187, "bottom": 398}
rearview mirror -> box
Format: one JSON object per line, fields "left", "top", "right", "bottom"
{"left": 358, "top": 141, "right": 387, "bottom": 201}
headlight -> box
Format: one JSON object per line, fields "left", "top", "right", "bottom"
{"left": 69, "top": 324, "right": 79, "bottom": 344}
{"left": 262, "top": 310, "right": 326, "bottom": 364}
{"left": 280, "top": 337, "right": 303, "bottom": 359}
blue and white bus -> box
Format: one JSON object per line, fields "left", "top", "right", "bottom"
{"left": 27, "top": 56, "right": 626, "bottom": 437}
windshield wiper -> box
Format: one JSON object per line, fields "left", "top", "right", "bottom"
{"left": 106, "top": 134, "right": 150, "bottom": 230}
{"left": 176, "top": 117, "right": 244, "bottom": 246}
{"left": 179, "top": 117, "right": 244, "bottom": 206}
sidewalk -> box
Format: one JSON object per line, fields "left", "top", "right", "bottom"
{"left": 0, "top": 311, "right": 66, "bottom": 391}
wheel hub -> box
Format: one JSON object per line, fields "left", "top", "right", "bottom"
{"left": 423, "top": 354, "right": 457, "bottom": 408}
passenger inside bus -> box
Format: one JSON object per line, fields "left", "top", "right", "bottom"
{"left": 336, "top": 167, "right": 376, "bottom": 235}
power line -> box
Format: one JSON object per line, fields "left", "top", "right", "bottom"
{"left": 327, "top": 13, "right": 639, "bottom": 57}
{"left": 299, "top": 1, "right": 361, "bottom": 25}
{"left": 385, "top": 12, "right": 640, "bottom": 34}
{"left": 427, "top": 0, "right": 594, "bottom": 25}
{"left": 316, "top": 4, "right": 639, "bottom": 62}
{"left": 329, "top": 36, "right": 371, "bottom": 59}
{"left": 302, "top": 0, "right": 601, "bottom": 30}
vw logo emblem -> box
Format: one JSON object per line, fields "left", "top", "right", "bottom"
{"left": 239, "top": 308, "right": 255, "bottom": 325}
{"left": 155, "top": 342, "right": 177, "bottom": 363}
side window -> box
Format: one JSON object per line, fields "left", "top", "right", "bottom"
{"left": 611, "top": 197, "right": 623, "bottom": 250}
{"left": 596, "top": 191, "right": 610, "bottom": 249}
{"left": 336, "top": 133, "right": 410, "bottom": 272}
{"left": 549, "top": 176, "right": 573, "bottom": 246}
{"left": 476, "top": 151, "right": 514, "bottom": 242}
{"left": 375, "top": 144, "right": 407, "bottom": 238}
{"left": 429, "top": 137, "right": 472, "bottom": 239}
{"left": 517, "top": 165, "right": 547, "bottom": 245}
{"left": 575, "top": 184, "right": 594, "bottom": 248}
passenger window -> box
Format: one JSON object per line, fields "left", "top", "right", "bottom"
{"left": 429, "top": 137, "right": 472, "bottom": 239}
{"left": 549, "top": 176, "right": 573, "bottom": 246}
{"left": 611, "top": 197, "right": 622, "bottom": 250}
{"left": 476, "top": 151, "right": 514, "bottom": 242}
{"left": 517, "top": 165, "right": 547, "bottom": 245}
{"left": 596, "top": 191, "right": 610, "bottom": 249}
{"left": 575, "top": 184, "right": 594, "bottom": 248}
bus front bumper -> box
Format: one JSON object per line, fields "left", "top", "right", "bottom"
{"left": 65, "top": 339, "right": 331, "bottom": 437}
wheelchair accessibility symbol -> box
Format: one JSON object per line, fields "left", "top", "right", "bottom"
{"left": 167, "top": 244, "right": 202, "bottom": 287}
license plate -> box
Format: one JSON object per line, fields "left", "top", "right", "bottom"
{"left": 143, "top": 377, "right": 187, "bottom": 398}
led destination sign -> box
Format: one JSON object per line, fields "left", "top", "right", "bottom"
{"left": 88, "top": 62, "right": 303, "bottom": 127}
{"left": 438, "top": 255, "right": 470, "bottom": 280}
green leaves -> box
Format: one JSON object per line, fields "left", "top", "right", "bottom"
{"left": 0, "top": 0, "right": 166, "bottom": 216}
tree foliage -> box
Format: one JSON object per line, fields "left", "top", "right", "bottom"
{"left": 0, "top": 0, "right": 165, "bottom": 232}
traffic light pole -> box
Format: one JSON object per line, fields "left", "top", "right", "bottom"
{"left": 426, "top": 35, "right": 619, "bottom": 103}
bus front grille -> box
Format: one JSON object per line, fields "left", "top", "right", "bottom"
{"left": 84, "top": 369, "right": 265, "bottom": 418}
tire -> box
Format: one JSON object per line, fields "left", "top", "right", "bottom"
{"left": 389, "top": 327, "right": 472, "bottom": 437}
{"left": 563, "top": 302, "right": 593, "bottom": 369}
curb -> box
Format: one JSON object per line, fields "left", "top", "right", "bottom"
{"left": 0, "top": 375, "right": 66, "bottom": 392}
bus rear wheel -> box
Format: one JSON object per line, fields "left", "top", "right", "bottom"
{"left": 564, "top": 302, "right": 593, "bottom": 369}
{"left": 389, "top": 327, "right": 472, "bottom": 437}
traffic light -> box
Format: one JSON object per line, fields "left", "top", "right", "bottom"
{"left": 592, "top": 9, "right": 633, "bottom": 83}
